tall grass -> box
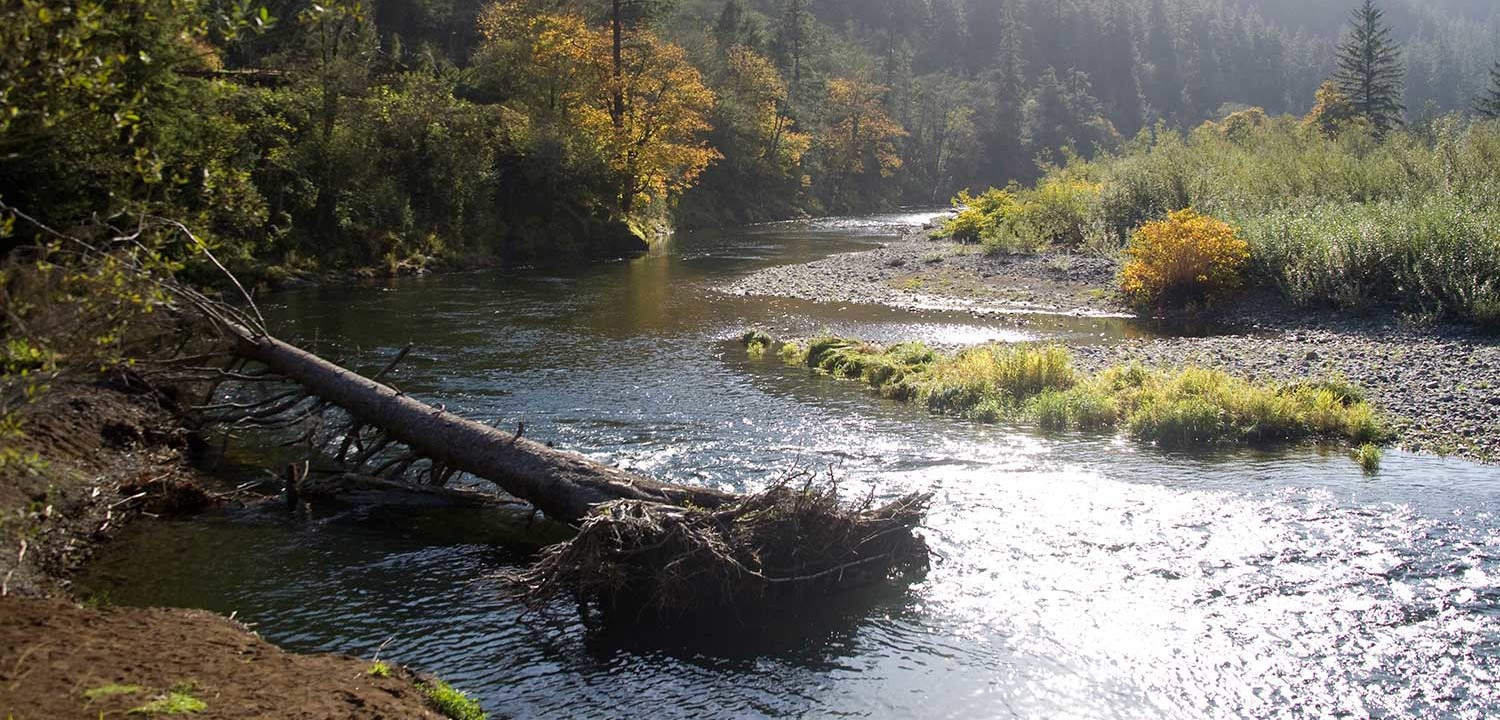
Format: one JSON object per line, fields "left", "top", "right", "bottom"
{"left": 1012, "top": 114, "right": 1500, "bottom": 322}
{"left": 762, "top": 336, "right": 1388, "bottom": 451}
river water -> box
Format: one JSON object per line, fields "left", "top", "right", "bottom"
{"left": 80, "top": 214, "right": 1500, "bottom": 719}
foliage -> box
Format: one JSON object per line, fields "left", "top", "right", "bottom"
{"left": 1242, "top": 193, "right": 1500, "bottom": 319}
{"left": 1026, "top": 108, "right": 1500, "bottom": 323}
{"left": 820, "top": 79, "right": 906, "bottom": 210}
{"left": 1121, "top": 209, "right": 1249, "bottom": 313}
{"left": 418, "top": 680, "right": 487, "bottom": 720}
{"left": 1334, "top": 0, "right": 1405, "bottom": 135}
{"left": 934, "top": 179, "right": 1101, "bottom": 254}
{"left": 1305, "top": 81, "right": 1362, "bottom": 138}
{"left": 935, "top": 188, "right": 1016, "bottom": 244}
{"left": 366, "top": 662, "right": 392, "bottom": 678}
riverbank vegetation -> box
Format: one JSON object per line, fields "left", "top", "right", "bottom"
{"left": 761, "top": 333, "right": 1387, "bottom": 451}
{"left": 930, "top": 2, "right": 1500, "bottom": 327}
{"left": 939, "top": 111, "right": 1500, "bottom": 326}
{"left": 6, "top": 0, "right": 1500, "bottom": 279}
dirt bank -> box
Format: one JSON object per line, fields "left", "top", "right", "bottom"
{"left": 0, "top": 597, "right": 446, "bottom": 719}
{"left": 725, "top": 235, "right": 1500, "bottom": 463}
{"left": 0, "top": 381, "right": 468, "bottom": 718}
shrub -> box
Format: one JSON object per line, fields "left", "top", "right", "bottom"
{"left": 935, "top": 188, "right": 1016, "bottom": 243}
{"left": 935, "top": 180, "right": 1101, "bottom": 254}
{"left": 1243, "top": 193, "right": 1500, "bottom": 317}
{"left": 1121, "top": 208, "right": 1249, "bottom": 313}
{"left": 1008, "top": 178, "right": 1102, "bottom": 249}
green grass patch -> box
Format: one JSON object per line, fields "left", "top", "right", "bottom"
{"left": 752, "top": 335, "right": 1389, "bottom": 455}
{"left": 366, "top": 661, "right": 392, "bottom": 678}
{"left": 419, "top": 679, "right": 487, "bottom": 720}
{"left": 129, "top": 686, "right": 205, "bottom": 715}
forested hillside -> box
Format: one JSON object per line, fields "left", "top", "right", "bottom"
{"left": 3, "top": 0, "right": 1497, "bottom": 273}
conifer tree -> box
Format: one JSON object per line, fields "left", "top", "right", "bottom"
{"left": 1334, "top": 0, "right": 1404, "bottom": 135}
{"left": 1477, "top": 62, "right": 1500, "bottom": 119}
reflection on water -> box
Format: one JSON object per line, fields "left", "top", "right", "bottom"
{"left": 79, "top": 213, "right": 1500, "bottom": 719}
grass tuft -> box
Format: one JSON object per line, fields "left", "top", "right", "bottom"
{"left": 740, "top": 328, "right": 774, "bottom": 358}
{"left": 128, "top": 690, "right": 205, "bottom": 715}
{"left": 752, "top": 334, "right": 1388, "bottom": 451}
{"left": 419, "top": 679, "right": 487, "bottom": 720}
{"left": 366, "top": 661, "right": 392, "bottom": 678}
{"left": 1356, "top": 443, "right": 1384, "bottom": 474}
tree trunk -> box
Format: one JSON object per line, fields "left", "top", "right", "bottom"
{"left": 233, "top": 332, "right": 733, "bottom": 525}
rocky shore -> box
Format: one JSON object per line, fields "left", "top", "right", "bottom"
{"left": 725, "top": 233, "right": 1124, "bottom": 315}
{"left": 725, "top": 233, "right": 1500, "bottom": 462}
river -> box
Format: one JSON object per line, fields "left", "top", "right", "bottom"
{"left": 80, "top": 213, "right": 1500, "bottom": 719}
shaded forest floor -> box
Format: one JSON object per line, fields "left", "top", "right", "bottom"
{"left": 724, "top": 234, "right": 1500, "bottom": 462}
{"left": 0, "top": 383, "right": 454, "bottom": 719}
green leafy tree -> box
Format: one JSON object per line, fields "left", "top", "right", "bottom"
{"left": 1477, "top": 62, "right": 1500, "bottom": 119}
{"left": 1334, "top": 0, "right": 1404, "bottom": 135}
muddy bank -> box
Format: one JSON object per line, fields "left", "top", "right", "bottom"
{"left": 0, "top": 382, "right": 471, "bottom": 718}
{"left": 724, "top": 235, "right": 1500, "bottom": 463}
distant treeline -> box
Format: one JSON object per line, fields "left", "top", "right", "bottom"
{"left": 2, "top": 0, "right": 1497, "bottom": 274}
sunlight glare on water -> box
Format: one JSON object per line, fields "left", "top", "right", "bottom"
{"left": 76, "top": 213, "right": 1500, "bottom": 719}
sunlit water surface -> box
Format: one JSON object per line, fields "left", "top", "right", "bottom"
{"left": 81, "top": 213, "right": 1500, "bottom": 719}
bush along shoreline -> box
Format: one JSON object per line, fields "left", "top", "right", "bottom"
{"left": 749, "top": 332, "right": 1389, "bottom": 458}
{"left": 930, "top": 115, "right": 1500, "bottom": 331}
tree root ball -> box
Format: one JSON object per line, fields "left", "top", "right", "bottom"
{"left": 509, "top": 478, "right": 932, "bottom": 622}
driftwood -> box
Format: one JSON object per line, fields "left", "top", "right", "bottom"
{"left": 231, "top": 330, "right": 734, "bottom": 525}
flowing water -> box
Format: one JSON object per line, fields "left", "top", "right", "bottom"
{"left": 80, "top": 213, "right": 1500, "bottom": 719}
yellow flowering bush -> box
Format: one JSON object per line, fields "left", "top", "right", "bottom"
{"left": 1121, "top": 209, "right": 1249, "bottom": 312}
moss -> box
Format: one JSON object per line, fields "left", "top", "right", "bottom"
{"left": 419, "top": 679, "right": 487, "bottom": 720}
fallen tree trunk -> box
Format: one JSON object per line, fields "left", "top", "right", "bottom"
{"left": 233, "top": 332, "right": 733, "bottom": 525}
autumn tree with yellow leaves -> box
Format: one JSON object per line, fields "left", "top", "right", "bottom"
{"left": 821, "top": 79, "right": 906, "bottom": 210}
{"left": 476, "top": 0, "right": 717, "bottom": 217}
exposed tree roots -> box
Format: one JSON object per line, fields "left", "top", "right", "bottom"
{"left": 511, "top": 474, "right": 932, "bottom": 622}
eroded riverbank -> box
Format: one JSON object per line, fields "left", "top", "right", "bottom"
{"left": 0, "top": 383, "right": 470, "bottom": 719}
